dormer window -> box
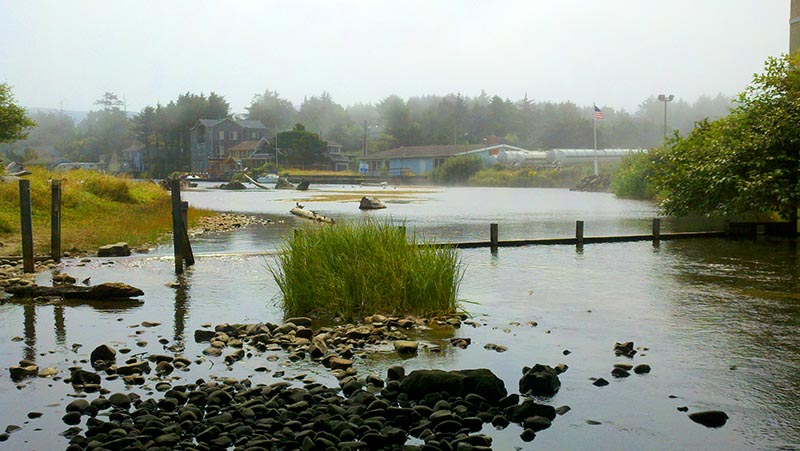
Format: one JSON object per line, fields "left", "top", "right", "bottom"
{"left": 218, "top": 131, "right": 225, "bottom": 140}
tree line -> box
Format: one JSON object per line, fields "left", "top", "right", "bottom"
{"left": 2, "top": 87, "right": 733, "bottom": 177}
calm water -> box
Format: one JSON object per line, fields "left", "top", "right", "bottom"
{"left": 0, "top": 185, "right": 797, "bottom": 451}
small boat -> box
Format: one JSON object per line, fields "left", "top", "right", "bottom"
{"left": 361, "top": 181, "right": 388, "bottom": 188}
{"left": 257, "top": 173, "right": 280, "bottom": 184}
{"left": 290, "top": 204, "right": 335, "bottom": 223}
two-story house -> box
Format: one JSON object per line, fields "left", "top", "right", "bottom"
{"left": 190, "top": 118, "right": 268, "bottom": 172}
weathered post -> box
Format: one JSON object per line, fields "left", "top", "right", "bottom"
{"left": 179, "top": 201, "right": 195, "bottom": 266}
{"left": 171, "top": 181, "right": 183, "bottom": 274}
{"left": 51, "top": 179, "right": 62, "bottom": 262}
{"left": 490, "top": 223, "right": 499, "bottom": 250}
{"left": 652, "top": 217, "right": 661, "bottom": 245}
{"left": 576, "top": 220, "right": 584, "bottom": 248}
{"left": 19, "top": 180, "right": 34, "bottom": 273}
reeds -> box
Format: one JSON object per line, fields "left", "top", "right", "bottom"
{"left": 271, "top": 219, "right": 463, "bottom": 321}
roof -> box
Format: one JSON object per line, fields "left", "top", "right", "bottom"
{"left": 226, "top": 138, "right": 270, "bottom": 152}
{"left": 361, "top": 144, "right": 487, "bottom": 160}
{"left": 191, "top": 118, "right": 267, "bottom": 130}
{"left": 328, "top": 153, "right": 351, "bottom": 163}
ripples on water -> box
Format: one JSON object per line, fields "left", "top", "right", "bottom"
{"left": 0, "top": 185, "right": 797, "bottom": 450}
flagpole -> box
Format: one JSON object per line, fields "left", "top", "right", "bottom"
{"left": 593, "top": 104, "right": 598, "bottom": 176}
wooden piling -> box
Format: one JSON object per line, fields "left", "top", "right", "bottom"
{"left": 19, "top": 180, "right": 35, "bottom": 273}
{"left": 490, "top": 223, "right": 499, "bottom": 248}
{"left": 576, "top": 220, "right": 584, "bottom": 247}
{"left": 50, "top": 180, "right": 62, "bottom": 262}
{"left": 171, "top": 181, "right": 183, "bottom": 274}
{"left": 179, "top": 201, "right": 195, "bottom": 267}
{"left": 652, "top": 218, "right": 661, "bottom": 244}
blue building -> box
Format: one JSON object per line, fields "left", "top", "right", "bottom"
{"left": 359, "top": 144, "right": 531, "bottom": 176}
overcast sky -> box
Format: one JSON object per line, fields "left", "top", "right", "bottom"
{"left": 0, "top": 0, "right": 790, "bottom": 114}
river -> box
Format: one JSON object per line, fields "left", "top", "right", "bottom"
{"left": 0, "top": 184, "right": 797, "bottom": 450}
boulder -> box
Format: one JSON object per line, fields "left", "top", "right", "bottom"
{"left": 393, "top": 340, "right": 419, "bottom": 354}
{"left": 97, "top": 242, "right": 131, "bottom": 257}
{"left": 519, "top": 364, "right": 561, "bottom": 396}
{"left": 689, "top": 411, "right": 729, "bottom": 428}
{"left": 614, "top": 341, "right": 636, "bottom": 358}
{"left": 90, "top": 344, "right": 116, "bottom": 364}
{"left": 399, "top": 368, "right": 507, "bottom": 403}
{"left": 10, "top": 365, "right": 38, "bottom": 381}
{"left": 359, "top": 197, "right": 387, "bottom": 210}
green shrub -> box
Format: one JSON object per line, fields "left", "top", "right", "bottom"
{"left": 430, "top": 155, "right": 484, "bottom": 185}
{"left": 611, "top": 150, "right": 659, "bottom": 200}
{"left": 82, "top": 174, "right": 134, "bottom": 203}
{"left": 271, "top": 219, "right": 463, "bottom": 321}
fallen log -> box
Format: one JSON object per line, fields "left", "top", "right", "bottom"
{"left": 290, "top": 207, "right": 335, "bottom": 224}
{"left": 4, "top": 282, "right": 144, "bottom": 299}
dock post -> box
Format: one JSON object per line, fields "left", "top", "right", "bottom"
{"left": 490, "top": 223, "right": 499, "bottom": 250}
{"left": 51, "top": 180, "right": 62, "bottom": 262}
{"left": 19, "top": 180, "right": 35, "bottom": 273}
{"left": 652, "top": 218, "right": 661, "bottom": 246}
{"left": 576, "top": 220, "right": 584, "bottom": 249}
{"left": 171, "top": 181, "right": 183, "bottom": 274}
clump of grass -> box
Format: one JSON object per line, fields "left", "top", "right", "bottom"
{"left": 271, "top": 219, "right": 463, "bottom": 322}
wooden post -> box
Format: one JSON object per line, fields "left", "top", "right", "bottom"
{"left": 51, "top": 180, "right": 62, "bottom": 262}
{"left": 652, "top": 218, "right": 661, "bottom": 243}
{"left": 576, "top": 220, "right": 584, "bottom": 247}
{"left": 180, "top": 201, "right": 195, "bottom": 266}
{"left": 171, "top": 181, "right": 183, "bottom": 274}
{"left": 19, "top": 180, "right": 34, "bottom": 273}
{"left": 490, "top": 223, "right": 499, "bottom": 250}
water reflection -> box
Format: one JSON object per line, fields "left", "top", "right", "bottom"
{"left": 172, "top": 272, "right": 191, "bottom": 343}
{"left": 23, "top": 304, "right": 35, "bottom": 362}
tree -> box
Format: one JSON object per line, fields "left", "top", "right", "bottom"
{"left": 246, "top": 89, "right": 297, "bottom": 132}
{"left": 430, "top": 155, "right": 484, "bottom": 185}
{"left": 654, "top": 54, "right": 800, "bottom": 223}
{"left": 0, "top": 83, "right": 36, "bottom": 144}
{"left": 277, "top": 123, "right": 327, "bottom": 166}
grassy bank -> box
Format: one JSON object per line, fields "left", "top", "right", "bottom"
{"left": 271, "top": 220, "right": 463, "bottom": 321}
{"left": 0, "top": 170, "right": 215, "bottom": 255}
{"left": 468, "top": 164, "right": 603, "bottom": 188}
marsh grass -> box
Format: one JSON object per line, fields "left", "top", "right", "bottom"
{"left": 0, "top": 170, "right": 214, "bottom": 254}
{"left": 271, "top": 219, "right": 463, "bottom": 321}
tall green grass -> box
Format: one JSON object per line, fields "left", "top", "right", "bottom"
{"left": 271, "top": 220, "right": 464, "bottom": 321}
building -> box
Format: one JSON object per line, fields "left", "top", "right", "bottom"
{"left": 224, "top": 137, "right": 272, "bottom": 170}
{"left": 358, "top": 144, "right": 531, "bottom": 176}
{"left": 324, "top": 141, "right": 350, "bottom": 172}
{"left": 120, "top": 143, "right": 146, "bottom": 173}
{"left": 190, "top": 118, "right": 268, "bottom": 172}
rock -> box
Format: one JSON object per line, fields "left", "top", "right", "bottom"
{"left": 97, "top": 242, "right": 131, "bottom": 257}
{"left": 62, "top": 412, "right": 82, "bottom": 425}
{"left": 689, "top": 411, "right": 729, "bottom": 428}
{"left": 65, "top": 399, "right": 90, "bottom": 413}
{"left": 38, "top": 367, "right": 58, "bottom": 377}
{"left": 10, "top": 365, "right": 38, "bottom": 381}
{"left": 634, "top": 364, "right": 651, "bottom": 374}
{"left": 523, "top": 416, "right": 552, "bottom": 432}
{"left": 593, "top": 378, "right": 609, "bottom": 387}
{"left": 90, "top": 344, "right": 116, "bottom": 364}
{"left": 507, "top": 400, "right": 557, "bottom": 422}
{"left": 109, "top": 393, "right": 131, "bottom": 408}
{"left": 27, "top": 411, "right": 42, "bottom": 419}
{"left": 115, "top": 361, "right": 150, "bottom": 375}
{"left": 359, "top": 197, "right": 387, "bottom": 210}
{"left": 399, "top": 368, "right": 507, "bottom": 403}
{"left": 555, "top": 405, "right": 571, "bottom": 415}
{"left": 156, "top": 361, "right": 174, "bottom": 375}
{"left": 611, "top": 367, "right": 630, "bottom": 378}
{"left": 328, "top": 357, "right": 354, "bottom": 370}
{"left": 285, "top": 317, "right": 313, "bottom": 327}
{"left": 194, "top": 329, "right": 217, "bottom": 342}
{"left": 677, "top": 406, "right": 689, "bottom": 412}
{"left": 70, "top": 368, "right": 101, "bottom": 385}
{"left": 387, "top": 366, "right": 405, "bottom": 381}
{"left": 141, "top": 321, "right": 161, "bottom": 327}
{"left": 614, "top": 341, "right": 636, "bottom": 358}
{"left": 520, "top": 428, "right": 536, "bottom": 442}
{"left": 393, "top": 340, "right": 419, "bottom": 354}
{"left": 519, "top": 364, "right": 561, "bottom": 396}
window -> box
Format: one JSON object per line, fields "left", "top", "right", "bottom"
{"left": 251, "top": 132, "right": 257, "bottom": 139}
{"left": 217, "top": 145, "right": 225, "bottom": 157}
{"left": 218, "top": 131, "right": 224, "bottom": 140}
{"left": 232, "top": 131, "right": 238, "bottom": 141}
{"left": 434, "top": 158, "right": 446, "bottom": 168}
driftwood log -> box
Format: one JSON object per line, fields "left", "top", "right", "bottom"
{"left": 290, "top": 207, "right": 335, "bottom": 224}
{"left": 4, "top": 282, "right": 144, "bottom": 299}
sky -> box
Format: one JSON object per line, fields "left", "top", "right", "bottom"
{"left": 0, "top": 0, "right": 791, "bottom": 115}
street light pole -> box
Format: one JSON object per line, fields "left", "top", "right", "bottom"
{"left": 658, "top": 94, "right": 674, "bottom": 140}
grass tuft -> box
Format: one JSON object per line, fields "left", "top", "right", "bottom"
{"left": 271, "top": 219, "right": 464, "bottom": 322}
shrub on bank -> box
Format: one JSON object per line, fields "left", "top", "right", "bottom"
{"left": 468, "top": 164, "right": 597, "bottom": 188}
{"left": 271, "top": 220, "right": 463, "bottom": 321}
{"left": 611, "top": 150, "right": 659, "bottom": 200}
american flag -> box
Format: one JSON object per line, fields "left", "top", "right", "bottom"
{"left": 594, "top": 105, "right": 604, "bottom": 120}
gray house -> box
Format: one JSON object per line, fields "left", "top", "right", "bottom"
{"left": 190, "top": 118, "right": 268, "bottom": 172}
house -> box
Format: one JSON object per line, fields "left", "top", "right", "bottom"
{"left": 190, "top": 118, "right": 268, "bottom": 172}
{"left": 358, "top": 143, "right": 532, "bottom": 176}
{"left": 120, "top": 143, "right": 146, "bottom": 173}
{"left": 324, "top": 141, "right": 350, "bottom": 171}
{"left": 224, "top": 137, "right": 272, "bottom": 169}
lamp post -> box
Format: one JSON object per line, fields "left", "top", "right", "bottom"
{"left": 657, "top": 94, "right": 674, "bottom": 140}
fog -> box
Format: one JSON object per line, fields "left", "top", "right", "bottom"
{"left": 0, "top": 0, "right": 790, "bottom": 113}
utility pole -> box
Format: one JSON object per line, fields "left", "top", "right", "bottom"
{"left": 363, "top": 120, "right": 368, "bottom": 157}
{"left": 792, "top": 0, "right": 800, "bottom": 54}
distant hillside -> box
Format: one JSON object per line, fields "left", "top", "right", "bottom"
{"left": 25, "top": 107, "right": 88, "bottom": 123}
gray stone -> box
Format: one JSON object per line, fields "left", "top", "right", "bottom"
{"left": 689, "top": 410, "right": 729, "bottom": 428}
{"left": 519, "top": 364, "right": 561, "bottom": 396}
{"left": 399, "top": 368, "right": 507, "bottom": 403}
{"left": 393, "top": 340, "right": 419, "bottom": 354}
{"left": 97, "top": 242, "right": 131, "bottom": 257}
{"left": 90, "top": 344, "right": 116, "bottom": 363}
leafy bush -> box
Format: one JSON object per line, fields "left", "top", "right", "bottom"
{"left": 82, "top": 174, "right": 134, "bottom": 203}
{"left": 271, "top": 219, "right": 463, "bottom": 321}
{"left": 468, "top": 165, "right": 595, "bottom": 188}
{"left": 611, "top": 150, "right": 659, "bottom": 200}
{"left": 430, "top": 155, "right": 484, "bottom": 185}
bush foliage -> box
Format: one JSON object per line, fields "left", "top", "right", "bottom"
{"left": 271, "top": 220, "right": 463, "bottom": 321}
{"left": 430, "top": 155, "right": 484, "bottom": 185}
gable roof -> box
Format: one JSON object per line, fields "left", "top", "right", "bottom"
{"left": 226, "top": 137, "right": 271, "bottom": 152}
{"left": 360, "top": 144, "right": 486, "bottom": 160}
{"left": 191, "top": 118, "right": 267, "bottom": 130}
